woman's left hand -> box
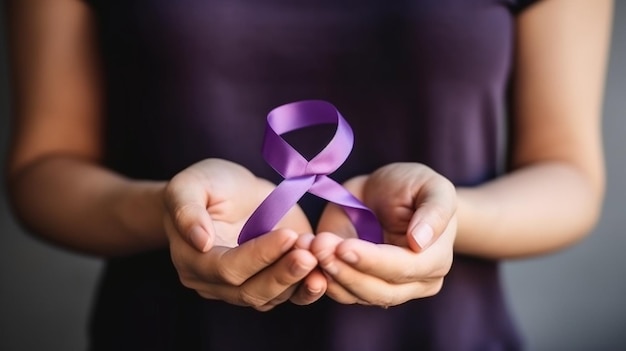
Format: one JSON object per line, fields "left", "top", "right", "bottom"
{"left": 311, "top": 163, "right": 457, "bottom": 306}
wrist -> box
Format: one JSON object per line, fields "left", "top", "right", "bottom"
{"left": 112, "top": 179, "right": 169, "bottom": 251}
{"left": 453, "top": 186, "right": 484, "bottom": 255}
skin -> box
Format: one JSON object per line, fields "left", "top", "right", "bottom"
{"left": 308, "top": 0, "right": 614, "bottom": 306}
{"left": 5, "top": 0, "right": 613, "bottom": 309}
{"left": 163, "top": 159, "right": 327, "bottom": 310}
{"left": 313, "top": 164, "right": 457, "bottom": 306}
{"left": 454, "top": 0, "right": 613, "bottom": 258}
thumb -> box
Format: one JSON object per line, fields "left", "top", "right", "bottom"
{"left": 164, "top": 178, "right": 216, "bottom": 252}
{"left": 407, "top": 175, "right": 457, "bottom": 252}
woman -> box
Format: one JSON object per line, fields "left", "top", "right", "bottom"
{"left": 5, "top": 0, "right": 612, "bottom": 350}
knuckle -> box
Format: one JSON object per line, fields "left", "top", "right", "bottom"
{"left": 249, "top": 239, "right": 278, "bottom": 267}
{"left": 427, "top": 206, "right": 450, "bottom": 231}
{"left": 334, "top": 294, "right": 359, "bottom": 305}
{"left": 169, "top": 248, "right": 182, "bottom": 267}
{"left": 174, "top": 267, "right": 201, "bottom": 291}
{"left": 253, "top": 304, "right": 275, "bottom": 312}
{"left": 371, "top": 290, "right": 396, "bottom": 307}
{"left": 172, "top": 203, "right": 199, "bottom": 227}
{"left": 274, "top": 271, "right": 296, "bottom": 287}
{"left": 239, "top": 236, "right": 277, "bottom": 267}
{"left": 393, "top": 267, "right": 415, "bottom": 283}
{"left": 326, "top": 287, "right": 358, "bottom": 305}
{"left": 429, "top": 250, "right": 454, "bottom": 278}
{"left": 215, "top": 263, "right": 245, "bottom": 286}
{"left": 290, "top": 294, "right": 309, "bottom": 306}
{"left": 431, "top": 265, "right": 450, "bottom": 279}
{"left": 239, "top": 288, "right": 266, "bottom": 308}
{"left": 169, "top": 253, "right": 195, "bottom": 289}
{"left": 423, "top": 278, "right": 445, "bottom": 298}
{"left": 178, "top": 275, "right": 195, "bottom": 290}
{"left": 273, "top": 293, "right": 292, "bottom": 306}
{"left": 196, "top": 290, "right": 216, "bottom": 301}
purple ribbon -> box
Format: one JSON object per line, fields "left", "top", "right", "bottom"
{"left": 238, "top": 100, "right": 383, "bottom": 245}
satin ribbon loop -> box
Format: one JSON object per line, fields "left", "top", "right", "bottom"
{"left": 238, "top": 100, "right": 383, "bottom": 244}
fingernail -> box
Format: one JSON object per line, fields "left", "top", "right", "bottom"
{"left": 307, "top": 285, "right": 322, "bottom": 295}
{"left": 412, "top": 224, "right": 434, "bottom": 249}
{"left": 340, "top": 251, "right": 358, "bottom": 264}
{"left": 189, "top": 226, "right": 210, "bottom": 252}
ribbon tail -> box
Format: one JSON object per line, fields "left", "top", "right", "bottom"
{"left": 309, "top": 176, "right": 383, "bottom": 244}
{"left": 238, "top": 176, "right": 315, "bottom": 244}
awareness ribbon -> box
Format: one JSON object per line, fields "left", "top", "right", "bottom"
{"left": 238, "top": 100, "right": 383, "bottom": 245}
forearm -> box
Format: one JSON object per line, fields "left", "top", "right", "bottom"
{"left": 454, "top": 161, "right": 604, "bottom": 259}
{"left": 8, "top": 155, "right": 168, "bottom": 257}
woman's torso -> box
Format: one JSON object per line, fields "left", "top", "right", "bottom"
{"left": 87, "top": 0, "right": 533, "bottom": 350}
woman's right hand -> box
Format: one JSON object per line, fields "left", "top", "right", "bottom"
{"left": 163, "top": 158, "right": 327, "bottom": 311}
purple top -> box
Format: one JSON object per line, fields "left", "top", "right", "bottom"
{"left": 87, "top": 0, "right": 537, "bottom": 350}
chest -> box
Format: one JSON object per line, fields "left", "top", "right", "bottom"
{"left": 92, "top": 0, "right": 515, "bottom": 87}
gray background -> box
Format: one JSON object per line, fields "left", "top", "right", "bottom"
{"left": 0, "top": 3, "right": 624, "bottom": 351}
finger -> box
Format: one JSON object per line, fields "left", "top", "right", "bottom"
{"left": 383, "top": 232, "right": 410, "bottom": 247}
{"left": 328, "top": 260, "right": 442, "bottom": 306}
{"left": 202, "top": 248, "right": 316, "bottom": 309}
{"left": 164, "top": 173, "right": 215, "bottom": 252}
{"left": 289, "top": 268, "right": 327, "bottom": 305}
{"left": 294, "top": 232, "right": 315, "bottom": 250}
{"left": 201, "top": 229, "right": 299, "bottom": 285}
{"left": 292, "top": 234, "right": 328, "bottom": 303}
{"left": 182, "top": 230, "right": 307, "bottom": 307}
{"left": 309, "top": 232, "right": 360, "bottom": 304}
{"left": 240, "top": 248, "right": 317, "bottom": 305}
{"left": 334, "top": 230, "right": 455, "bottom": 285}
{"left": 258, "top": 284, "right": 299, "bottom": 312}
{"left": 164, "top": 214, "right": 216, "bottom": 285}
{"left": 318, "top": 238, "right": 445, "bottom": 305}
{"left": 407, "top": 174, "right": 457, "bottom": 251}
{"left": 323, "top": 271, "right": 361, "bottom": 305}
{"left": 340, "top": 270, "right": 443, "bottom": 306}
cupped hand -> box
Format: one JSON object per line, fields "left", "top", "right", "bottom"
{"left": 163, "top": 158, "right": 326, "bottom": 310}
{"left": 312, "top": 162, "right": 457, "bottom": 306}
